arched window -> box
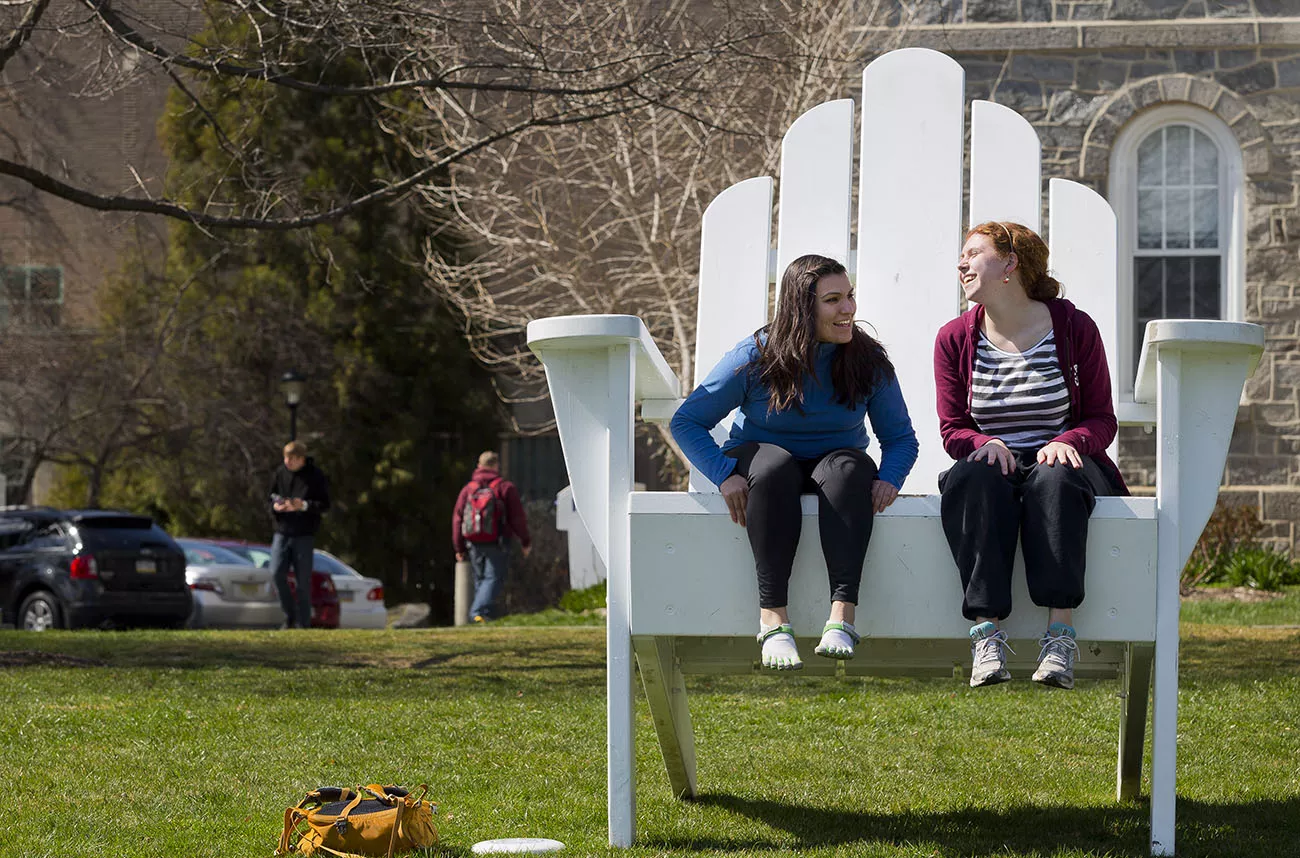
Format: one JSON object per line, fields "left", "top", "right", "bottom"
{"left": 1109, "top": 106, "right": 1245, "bottom": 406}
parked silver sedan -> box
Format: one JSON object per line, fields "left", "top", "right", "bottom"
{"left": 178, "top": 539, "right": 284, "bottom": 628}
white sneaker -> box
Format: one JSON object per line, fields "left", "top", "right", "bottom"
{"left": 1032, "top": 623, "right": 1078, "bottom": 690}
{"left": 969, "top": 621, "right": 1013, "bottom": 687}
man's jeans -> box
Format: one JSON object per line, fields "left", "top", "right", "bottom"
{"left": 467, "top": 541, "right": 510, "bottom": 620}
{"left": 271, "top": 532, "right": 314, "bottom": 627}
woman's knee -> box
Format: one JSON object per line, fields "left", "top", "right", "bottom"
{"left": 940, "top": 457, "right": 1009, "bottom": 495}
{"left": 740, "top": 443, "right": 802, "bottom": 492}
{"left": 813, "top": 448, "right": 878, "bottom": 491}
{"left": 1023, "top": 460, "right": 1093, "bottom": 502}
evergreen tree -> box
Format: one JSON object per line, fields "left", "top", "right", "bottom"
{"left": 82, "top": 8, "right": 501, "bottom": 617}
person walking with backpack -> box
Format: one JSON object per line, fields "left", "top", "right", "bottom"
{"left": 452, "top": 451, "right": 531, "bottom": 622}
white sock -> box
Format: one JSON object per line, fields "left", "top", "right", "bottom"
{"left": 819, "top": 622, "right": 857, "bottom": 652}
{"left": 759, "top": 624, "right": 801, "bottom": 667}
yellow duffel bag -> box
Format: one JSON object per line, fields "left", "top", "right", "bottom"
{"left": 278, "top": 784, "right": 438, "bottom": 858}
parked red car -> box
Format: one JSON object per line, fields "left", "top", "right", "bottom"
{"left": 182, "top": 537, "right": 339, "bottom": 629}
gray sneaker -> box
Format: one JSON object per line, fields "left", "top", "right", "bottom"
{"left": 969, "top": 621, "right": 1013, "bottom": 687}
{"left": 1032, "top": 622, "right": 1078, "bottom": 689}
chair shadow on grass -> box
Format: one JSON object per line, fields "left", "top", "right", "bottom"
{"left": 640, "top": 793, "right": 1300, "bottom": 856}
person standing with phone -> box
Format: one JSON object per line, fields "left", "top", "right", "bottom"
{"left": 269, "top": 440, "right": 332, "bottom": 629}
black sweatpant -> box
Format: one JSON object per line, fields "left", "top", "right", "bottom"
{"left": 725, "top": 442, "right": 878, "bottom": 609}
{"left": 939, "top": 450, "right": 1117, "bottom": 622}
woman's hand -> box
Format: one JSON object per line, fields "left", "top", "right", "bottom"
{"left": 871, "top": 480, "right": 899, "bottom": 514}
{"left": 1037, "top": 441, "right": 1082, "bottom": 468}
{"left": 720, "top": 474, "right": 749, "bottom": 527}
{"left": 967, "top": 438, "right": 1015, "bottom": 475}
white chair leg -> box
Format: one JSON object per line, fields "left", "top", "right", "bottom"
{"left": 634, "top": 635, "right": 698, "bottom": 799}
{"left": 1117, "top": 643, "right": 1154, "bottom": 801}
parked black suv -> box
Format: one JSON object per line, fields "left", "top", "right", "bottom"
{"left": 0, "top": 507, "right": 191, "bottom": 630}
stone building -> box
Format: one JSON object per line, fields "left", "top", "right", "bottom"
{"left": 864, "top": 2, "right": 1300, "bottom": 551}
{"left": 0, "top": 1, "right": 196, "bottom": 503}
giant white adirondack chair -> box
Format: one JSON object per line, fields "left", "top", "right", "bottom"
{"left": 526, "top": 48, "right": 1264, "bottom": 857}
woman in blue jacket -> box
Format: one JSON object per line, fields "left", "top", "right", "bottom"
{"left": 670, "top": 254, "right": 918, "bottom": 670}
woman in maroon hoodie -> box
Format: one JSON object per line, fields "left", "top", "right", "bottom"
{"left": 934, "top": 221, "right": 1128, "bottom": 691}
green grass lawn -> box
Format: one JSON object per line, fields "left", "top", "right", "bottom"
{"left": 1, "top": 618, "right": 1297, "bottom": 858}
{"left": 1179, "top": 585, "right": 1300, "bottom": 628}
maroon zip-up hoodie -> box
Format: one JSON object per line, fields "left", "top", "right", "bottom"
{"left": 933, "top": 297, "right": 1128, "bottom": 495}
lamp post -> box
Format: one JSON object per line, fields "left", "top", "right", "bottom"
{"left": 279, "top": 370, "right": 306, "bottom": 441}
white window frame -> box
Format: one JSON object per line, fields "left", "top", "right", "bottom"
{"left": 1108, "top": 104, "right": 1245, "bottom": 412}
{"left": 0, "top": 264, "right": 64, "bottom": 328}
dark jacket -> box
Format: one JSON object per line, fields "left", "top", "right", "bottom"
{"left": 269, "top": 457, "right": 332, "bottom": 536}
{"left": 933, "top": 297, "right": 1128, "bottom": 495}
{"left": 451, "top": 467, "right": 531, "bottom": 555}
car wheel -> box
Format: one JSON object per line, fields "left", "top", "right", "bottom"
{"left": 19, "top": 591, "right": 62, "bottom": 632}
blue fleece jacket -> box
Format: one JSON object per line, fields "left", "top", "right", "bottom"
{"left": 670, "top": 336, "right": 919, "bottom": 489}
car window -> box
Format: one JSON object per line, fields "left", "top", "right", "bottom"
{"left": 0, "top": 519, "right": 34, "bottom": 551}
{"left": 313, "top": 551, "right": 360, "bottom": 577}
{"left": 27, "top": 522, "right": 69, "bottom": 550}
{"left": 177, "top": 541, "right": 252, "bottom": 566}
{"left": 246, "top": 548, "right": 272, "bottom": 568}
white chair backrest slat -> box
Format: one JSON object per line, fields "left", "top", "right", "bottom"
{"left": 969, "top": 100, "right": 1042, "bottom": 234}
{"left": 690, "top": 176, "right": 775, "bottom": 492}
{"left": 856, "top": 48, "right": 965, "bottom": 495}
{"left": 1048, "top": 178, "right": 1121, "bottom": 463}
{"left": 775, "top": 98, "right": 856, "bottom": 301}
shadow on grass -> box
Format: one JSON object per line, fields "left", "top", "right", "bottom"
{"left": 0, "top": 628, "right": 606, "bottom": 688}
{"left": 644, "top": 794, "right": 1300, "bottom": 857}
{"left": 1181, "top": 627, "right": 1300, "bottom": 683}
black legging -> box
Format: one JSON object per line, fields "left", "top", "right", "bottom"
{"left": 725, "top": 442, "right": 878, "bottom": 609}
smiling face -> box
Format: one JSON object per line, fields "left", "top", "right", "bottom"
{"left": 957, "top": 232, "right": 1015, "bottom": 304}
{"left": 813, "top": 272, "right": 856, "bottom": 344}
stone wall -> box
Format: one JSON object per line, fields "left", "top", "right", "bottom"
{"left": 871, "top": 6, "right": 1300, "bottom": 550}
{"left": 893, "top": 0, "right": 1296, "bottom": 25}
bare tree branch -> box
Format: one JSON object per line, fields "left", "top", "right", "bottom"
{"left": 419, "top": 0, "right": 906, "bottom": 446}
{"left": 0, "top": 0, "right": 49, "bottom": 74}
{"left": 0, "top": 0, "right": 794, "bottom": 229}
{"left": 0, "top": 101, "right": 634, "bottom": 228}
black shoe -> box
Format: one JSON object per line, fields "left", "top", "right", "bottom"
{"left": 279, "top": 620, "right": 298, "bottom": 630}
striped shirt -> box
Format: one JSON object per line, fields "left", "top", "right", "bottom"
{"left": 971, "top": 330, "right": 1071, "bottom": 452}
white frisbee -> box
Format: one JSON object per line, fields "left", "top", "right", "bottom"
{"left": 471, "top": 838, "right": 565, "bottom": 854}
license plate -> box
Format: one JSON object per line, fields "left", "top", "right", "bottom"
{"left": 135, "top": 560, "right": 156, "bottom": 574}
{"left": 338, "top": 591, "right": 354, "bottom": 602}
{"left": 236, "top": 582, "right": 263, "bottom": 598}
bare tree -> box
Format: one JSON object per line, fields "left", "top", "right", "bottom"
{"left": 0, "top": 224, "right": 211, "bottom": 507}
{"left": 0, "top": 0, "right": 802, "bottom": 230}
{"left": 420, "top": 1, "right": 907, "bottom": 439}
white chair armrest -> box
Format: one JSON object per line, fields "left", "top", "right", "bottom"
{"left": 527, "top": 314, "right": 680, "bottom": 401}
{"left": 527, "top": 314, "right": 679, "bottom": 570}
{"left": 1134, "top": 319, "right": 1264, "bottom": 573}
{"left": 1133, "top": 320, "right": 1264, "bottom": 405}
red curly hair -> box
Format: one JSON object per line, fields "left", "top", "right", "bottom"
{"left": 966, "top": 221, "right": 1062, "bottom": 301}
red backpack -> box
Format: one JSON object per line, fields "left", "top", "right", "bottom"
{"left": 460, "top": 478, "right": 504, "bottom": 543}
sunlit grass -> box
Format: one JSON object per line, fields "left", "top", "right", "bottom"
{"left": 1179, "top": 585, "right": 1300, "bottom": 628}
{"left": 0, "top": 623, "right": 1296, "bottom": 857}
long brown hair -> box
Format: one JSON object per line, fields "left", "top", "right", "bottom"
{"left": 967, "top": 221, "right": 1062, "bottom": 300}
{"left": 752, "top": 254, "right": 894, "bottom": 414}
